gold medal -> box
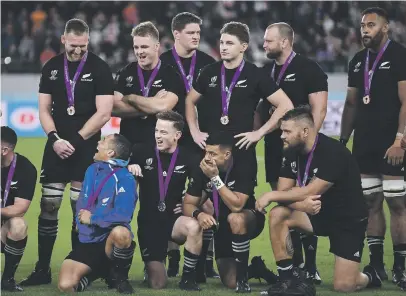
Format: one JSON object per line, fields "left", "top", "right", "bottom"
{"left": 67, "top": 106, "right": 75, "bottom": 116}
{"left": 363, "top": 95, "right": 370, "bottom": 105}
{"left": 220, "top": 115, "right": 229, "bottom": 125}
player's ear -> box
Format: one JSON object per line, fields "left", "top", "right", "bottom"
{"left": 61, "top": 34, "right": 66, "bottom": 44}
{"left": 173, "top": 30, "right": 180, "bottom": 40}
{"left": 241, "top": 42, "right": 248, "bottom": 53}
{"left": 155, "top": 42, "right": 160, "bottom": 51}
{"left": 382, "top": 21, "right": 389, "bottom": 33}
{"left": 303, "top": 127, "right": 309, "bottom": 138}
{"left": 175, "top": 131, "right": 182, "bottom": 140}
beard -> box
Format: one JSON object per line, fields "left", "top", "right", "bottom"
{"left": 266, "top": 49, "right": 282, "bottom": 60}
{"left": 283, "top": 140, "right": 306, "bottom": 155}
{"left": 362, "top": 31, "right": 384, "bottom": 49}
{"left": 67, "top": 49, "right": 86, "bottom": 61}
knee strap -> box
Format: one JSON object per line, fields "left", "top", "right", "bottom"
{"left": 383, "top": 180, "right": 405, "bottom": 198}
{"left": 40, "top": 183, "right": 65, "bottom": 219}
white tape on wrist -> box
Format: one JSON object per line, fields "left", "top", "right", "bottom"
{"left": 396, "top": 132, "right": 403, "bottom": 139}
{"left": 211, "top": 175, "right": 225, "bottom": 190}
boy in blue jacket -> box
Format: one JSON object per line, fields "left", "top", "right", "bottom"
{"left": 58, "top": 134, "right": 137, "bottom": 294}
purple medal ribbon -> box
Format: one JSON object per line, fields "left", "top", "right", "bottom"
{"left": 137, "top": 60, "right": 162, "bottom": 97}
{"left": 2, "top": 154, "right": 17, "bottom": 208}
{"left": 212, "top": 158, "right": 233, "bottom": 219}
{"left": 363, "top": 39, "right": 391, "bottom": 99}
{"left": 63, "top": 52, "right": 88, "bottom": 108}
{"left": 221, "top": 60, "right": 245, "bottom": 117}
{"left": 85, "top": 167, "right": 121, "bottom": 210}
{"left": 296, "top": 135, "right": 318, "bottom": 187}
{"left": 271, "top": 51, "right": 296, "bottom": 86}
{"left": 172, "top": 47, "right": 196, "bottom": 93}
{"left": 155, "top": 147, "right": 179, "bottom": 207}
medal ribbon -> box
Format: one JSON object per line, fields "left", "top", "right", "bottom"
{"left": 2, "top": 154, "right": 17, "bottom": 208}
{"left": 220, "top": 60, "right": 245, "bottom": 117}
{"left": 296, "top": 135, "right": 318, "bottom": 187}
{"left": 172, "top": 47, "right": 196, "bottom": 93}
{"left": 271, "top": 51, "right": 296, "bottom": 85}
{"left": 64, "top": 52, "right": 88, "bottom": 108}
{"left": 155, "top": 147, "right": 179, "bottom": 206}
{"left": 137, "top": 60, "right": 162, "bottom": 97}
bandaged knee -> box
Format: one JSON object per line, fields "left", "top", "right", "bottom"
{"left": 361, "top": 178, "right": 383, "bottom": 195}
{"left": 383, "top": 180, "right": 405, "bottom": 198}
{"left": 40, "top": 183, "right": 65, "bottom": 220}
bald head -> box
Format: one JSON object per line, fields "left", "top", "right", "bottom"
{"left": 266, "top": 22, "right": 294, "bottom": 45}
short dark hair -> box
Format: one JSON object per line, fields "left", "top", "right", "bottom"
{"left": 131, "top": 21, "right": 159, "bottom": 40}
{"left": 362, "top": 7, "right": 389, "bottom": 23}
{"left": 206, "top": 131, "right": 234, "bottom": 151}
{"left": 172, "top": 12, "right": 202, "bottom": 32}
{"left": 267, "top": 22, "right": 295, "bottom": 44}
{"left": 280, "top": 105, "right": 314, "bottom": 126}
{"left": 1, "top": 126, "right": 17, "bottom": 148}
{"left": 156, "top": 111, "right": 185, "bottom": 132}
{"left": 220, "top": 22, "right": 250, "bottom": 44}
{"left": 110, "top": 134, "right": 131, "bottom": 161}
{"left": 64, "top": 18, "right": 89, "bottom": 35}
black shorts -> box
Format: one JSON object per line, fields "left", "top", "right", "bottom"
{"left": 353, "top": 133, "right": 402, "bottom": 176}
{"left": 65, "top": 239, "right": 111, "bottom": 278}
{"left": 215, "top": 209, "right": 265, "bottom": 260}
{"left": 310, "top": 215, "right": 367, "bottom": 263}
{"left": 137, "top": 215, "right": 180, "bottom": 263}
{"left": 264, "top": 131, "right": 283, "bottom": 183}
{"left": 40, "top": 135, "right": 98, "bottom": 183}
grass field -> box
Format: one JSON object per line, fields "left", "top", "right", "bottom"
{"left": 2, "top": 137, "right": 405, "bottom": 295}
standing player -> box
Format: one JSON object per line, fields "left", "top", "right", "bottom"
{"left": 340, "top": 7, "right": 406, "bottom": 287}
{"left": 258, "top": 22, "right": 328, "bottom": 283}
{"left": 185, "top": 22, "right": 293, "bottom": 179}
{"left": 21, "top": 19, "right": 114, "bottom": 286}
{"left": 256, "top": 106, "right": 381, "bottom": 294}
{"left": 129, "top": 111, "right": 204, "bottom": 290}
{"left": 113, "top": 21, "right": 184, "bottom": 146}
{"left": 58, "top": 134, "right": 136, "bottom": 294}
{"left": 1, "top": 127, "right": 37, "bottom": 292}
{"left": 184, "top": 132, "right": 266, "bottom": 292}
{"left": 160, "top": 12, "right": 218, "bottom": 279}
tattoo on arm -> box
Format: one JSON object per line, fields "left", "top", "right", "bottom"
{"left": 286, "top": 232, "right": 294, "bottom": 257}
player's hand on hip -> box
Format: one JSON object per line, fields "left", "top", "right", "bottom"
{"left": 401, "top": 135, "right": 406, "bottom": 150}
{"left": 128, "top": 164, "right": 143, "bottom": 177}
{"left": 197, "top": 212, "right": 216, "bottom": 230}
{"left": 191, "top": 130, "right": 208, "bottom": 149}
{"left": 234, "top": 130, "right": 262, "bottom": 150}
{"left": 154, "top": 89, "right": 167, "bottom": 99}
{"left": 384, "top": 143, "right": 404, "bottom": 166}
{"left": 173, "top": 203, "right": 183, "bottom": 214}
{"left": 303, "top": 195, "right": 321, "bottom": 215}
{"left": 53, "top": 139, "right": 75, "bottom": 159}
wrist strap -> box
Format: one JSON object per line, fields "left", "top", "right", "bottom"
{"left": 192, "top": 209, "right": 202, "bottom": 219}
{"left": 396, "top": 132, "right": 403, "bottom": 139}
{"left": 48, "top": 131, "right": 60, "bottom": 145}
{"left": 211, "top": 175, "right": 225, "bottom": 190}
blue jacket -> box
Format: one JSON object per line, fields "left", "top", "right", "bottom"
{"left": 76, "top": 161, "right": 137, "bottom": 243}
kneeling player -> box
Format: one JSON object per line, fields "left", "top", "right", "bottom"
{"left": 256, "top": 107, "right": 381, "bottom": 295}
{"left": 184, "top": 132, "right": 265, "bottom": 293}
{"left": 58, "top": 134, "right": 137, "bottom": 294}
{"left": 129, "top": 111, "right": 203, "bottom": 290}
{"left": 1, "top": 127, "right": 37, "bottom": 292}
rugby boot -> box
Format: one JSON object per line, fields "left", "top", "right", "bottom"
{"left": 373, "top": 264, "right": 388, "bottom": 281}
{"left": 205, "top": 267, "right": 220, "bottom": 279}
{"left": 179, "top": 271, "right": 201, "bottom": 291}
{"left": 397, "top": 278, "right": 406, "bottom": 291}
{"left": 248, "top": 256, "right": 278, "bottom": 285}
{"left": 19, "top": 262, "right": 52, "bottom": 286}
{"left": 305, "top": 269, "right": 322, "bottom": 285}
{"left": 235, "top": 279, "right": 251, "bottom": 293}
{"left": 363, "top": 264, "right": 382, "bottom": 288}
{"left": 1, "top": 278, "right": 24, "bottom": 292}
{"left": 116, "top": 278, "right": 134, "bottom": 294}
{"left": 393, "top": 268, "right": 406, "bottom": 285}
{"left": 261, "top": 267, "right": 313, "bottom": 296}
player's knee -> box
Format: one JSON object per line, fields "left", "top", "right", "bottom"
{"left": 221, "top": 276, "right": 236, "bottom": 289}
{"left": 111, "top": 226, "right": 132, "bottom": 247}
{"left": 40, "top": 183, "right": 65, "bottom": 219}
{"left": 227, "top": 213, "right": 245, "bottom": 233}
{"left": 184, "top": 218, "right": 202, "bottom": 237}
{"left": 333, "top": 279, "right": 357, "bottom": 293}
{"left": 149, "top": 278, "right": 167, "bottom": 289}
{"left": 383, "top": 180, "right": 406, "bottom": 213}
{"left": 58, "top": 277, "right": 76, "bottom": 292}
{"left": 8, "top": 217, "right": 28, "bottom": 240}
{"left": 269, "top": 206, "right": 290, "bottom": 226}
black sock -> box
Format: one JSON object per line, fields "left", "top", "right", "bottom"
{"left": 182, "top": 248, "right": 199, "bottom": 280}
{"left": 197, "top": 229, "right": 213, "bottom": 276}
{"left": 232, "top": 234, "right": 250, "bottom": 281}
{"left": 167, "top": 249, "right": 180, "bottom": 270}
{"left": 112, "top": 241, "right": 135, "bottom": 281}
{"left": 393, "top": 244, "right": 406, "bottom": 271}
{"left": 367, "top": 236, "right": 384, "bottom": 267}
{"left": 302, "top": 234, "right": 318, "bottom": 272}
{"left": 71, "top": 220, "right": 79, "bottom": 251}
{"left": 38, "top": 218, "right": 58, "bottom": 270}
{"left": 291, "top": 230, "right": 304, "bottom": 268}
{"left": 2, "top": 236, "right": 27, "bottom": 280}
{"left": 276, "top": 259, "right": 294, "bottom": 280}
{"left": 206, "top": 250, "right": 214, "bottom": 273}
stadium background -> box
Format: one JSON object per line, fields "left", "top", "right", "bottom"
{"left": 1, "top": 1, "right": 406, "bottom": 295}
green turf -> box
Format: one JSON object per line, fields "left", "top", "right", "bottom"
{"left": 2, "top": 137, "right": 404, "bottom": 295}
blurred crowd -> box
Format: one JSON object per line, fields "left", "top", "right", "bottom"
{"left": 2, "top": 1, "right": 406, "bottom": 74}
